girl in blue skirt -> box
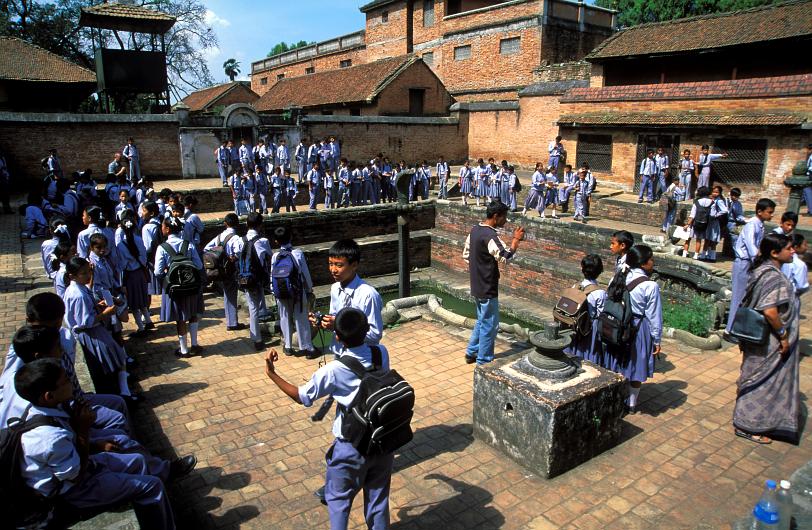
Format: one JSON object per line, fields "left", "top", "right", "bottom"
{"left": 522, "top": 163, "right": 545, "bottom": 216}
{"left": 604, "top": 245, "right": 662, "bottom": 414}
{"left": 459, "top": 161, "right": 473, "bottom": 206}
{"left": 565, "top": 254, "right": 606, "bottom": 366}
{"left": 51, "top": 239, "right": 75, "bottom": 297}
{"left": 117, "top": 209, "right": 153, "bottom": 337}
{"left": 77, "top": 206, "right": 119, "bottom": 270}
{"left": 473, "top": 158, "right": 489, "bottom": 206}
{"left": 64, "top": 256, "right": 135, "bottom": 400}
{"left": 140, "top": 201, "right": 163, "bottom": 300}
{"left": 154, "top": 216, "right": 204, "bottom": 358}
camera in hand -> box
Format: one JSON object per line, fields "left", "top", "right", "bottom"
{"left": 313, "top": 311, "right": 325, "bottom": 327}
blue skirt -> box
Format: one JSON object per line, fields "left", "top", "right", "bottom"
{"left": 460, "top": 177, "right": 473, "bottom": 194}
{"left": 147, "top": 268, "right": 161, "bottom": 296}
{"left": 123, "top": 269, "right": 150, "bottom": 311}
{"left": 474, "top": 180, "right": 487, "bottom": 197}
{"left": 489, "top": 181, "right": 500, "bottom": 197}
{"left": 604, "top": 317, "right": 655, "bottom": 382}
{"left": 160, "top": 292, "right": 202, "bottom": 323}
{"left": 565, "top": 319, "right": 603, "bottom": 366}
{"left": 76, "top": 326, "right": 127, "bottom": 374}
{"left": 524, "top": 189, "right": 541, "bottom": 209}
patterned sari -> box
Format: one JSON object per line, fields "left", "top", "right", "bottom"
{"left": 733, "top": 262, "right": 800, "bottom": 441}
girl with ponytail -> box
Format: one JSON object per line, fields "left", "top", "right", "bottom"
{"left": 116, "top": 209, "right": 153, "bottom": 335}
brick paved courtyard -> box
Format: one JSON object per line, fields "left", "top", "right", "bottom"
{"left": 1, "top": 207, "right": 810, "bottom": 529}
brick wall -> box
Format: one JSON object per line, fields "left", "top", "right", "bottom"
{"left": 466, "top": 94, "right": 562, "bottom": 169}
{"left": 302, "top": 116, "right": 468, "bottom": 165}
{"left": 205, "top": 85, "right": 259, "bottom": 111}
{"left": 533, "top": 61, "right": 590, "bottom": 83}
{"left": 372, "top": 60, "right": 453, "bottom": 116}
{"left": 365, "top": 0, "right": 410, "bottom": 62}
{"left": 541, "top": 22, "right": 612, "bottom": 64}
{"left": 0, "top": 115, "right": 181, "bottom": 185}
{"left": 251, "top": 47, "right": 367, "bottom": 96}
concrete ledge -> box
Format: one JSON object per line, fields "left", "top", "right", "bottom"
{"left": 301, "top": 115, "right": 459, "bottom": 125}
{"left": 450, "top": 101, "right": 520, "bottom": 112}
{"left": 0, "top": 112, "right": 179, "bottom": 123}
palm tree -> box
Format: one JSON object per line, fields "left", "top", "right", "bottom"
{"left": 223, "top": 59, "right": 240, "bottom": 82}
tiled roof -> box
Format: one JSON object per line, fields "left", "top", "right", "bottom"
{"left": 0, "top": 37, "right": 96, "bottom": 83}
{"left": 182, "top": 82, "right": 258, "bottom": 112}
{"left": 359, "top": 0, "right": 397, "bottom": 13}
{"left": 557, "top": 111, "right": 807, "bottom": 127}
{"left": 561, "top": 75, "right": 812, "bottom": 102}
{"left": 255, "top": 55, "right": 415, "bottom": 112}
{"left": 82, "top": 2, "right": 175, "bottom": 22}
{"left": 518, "top": 79, "right": 589, "bottom": 97}
{"left": 586, "top": 0, "right": 812, "bottom": 60}
{"left": 80, "top": 2, "right": 175, "bottom": 33}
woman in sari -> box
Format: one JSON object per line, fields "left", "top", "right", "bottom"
{"left": 733, "top": 233, "right": 800, "bottom": 444}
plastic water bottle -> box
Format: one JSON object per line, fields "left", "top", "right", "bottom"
{"left": 776, "top": 480, "right": 792, "bottom": 530}
{"left": 752, "top": 480, "right": 780, "bottom": 529}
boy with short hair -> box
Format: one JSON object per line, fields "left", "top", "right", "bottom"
{"left": 204, "top": 213, "right": 244, "bottom": 332}
{"left": 773, "top": 211, "right": 798, "bottom": 236}
{"left": 610, "top": 230, "right": 635, "bottom": 272}
{"left": 638, "top": 150, "right": 657, "bottom": 204}
{"left": 661, "top": 176, "right": 686, "bottom": 233}
{"left": 271, "top": 226, "right": 316, "bottom": 358}
{"left": 782, "top": 233, "right": 808, "bottom": 316}
{"left": 436, "top": 156, "right": 449, "bottom": 200}
{"left": 725, "top": 198, "right": 776, "bottom": 336}
{"left": 263, "top": 307, "right": 393, "bottom": 530}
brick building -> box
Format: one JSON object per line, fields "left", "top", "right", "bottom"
{"left": 250, "top": 0, "right": 615, "bottom": 102}
{"left": 555, "top": 0, "right": 812, "bottom": 201}
{"left": 0, "top": 37, "right": 96, "bottom": 112}
{"left": 254, "top": 55, "right": 451, "bottom": 116}
{"left": 181, "top": 81, "right": 259, "bottom": 114}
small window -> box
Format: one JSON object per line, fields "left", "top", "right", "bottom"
{"left": 260, "top": 77, "right": 268, "bottom": 86}
{"left": 340, "top": 59, "right": 352, "bottom": 68}
{"left": 350, "top": 108, "right": 361, "bottom": 116}
{"left": 500, "top": 37, "right": 521, "bottom": 56}
{"left": 710, "top": 138, "right": 768, "bottom": 187}
{"left": 422, "top": 52, "right": 434, "bottom": 66}
{"left": 381, "top": 10, "right": 388, "bottom": 23}
{"left": 454, "top": 45, "right": 471, "bottom": 61}
{"left": 577, "top": 134, "right": 613, "bottom": 172}
{"left": 321, "top": 110, "right": 333, "bottom": 116}
{"left": 423, "top": 0, "right": 434, "bottom": 27}
{"left": 277, "top": 73, "right": 285, "bottom": 81}
{"left": 409, "top": 89, "right": 425, "bottom": 116}
{"left": 305, "top": 67, "right": 315, "bottom": 75}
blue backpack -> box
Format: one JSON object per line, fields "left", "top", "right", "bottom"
{"left": 271, "top": 249, "right": 303, "bottom": 307}
{"left": 237, "top": 235, "right": 265, "bottom": 290}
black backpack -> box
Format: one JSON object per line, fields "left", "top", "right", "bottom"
{"left": 0, "top": 407, "right": 60, "bottom": 528}
{"left": 599, "top": 277, "right": 651, "bottom": 348}
{"left": 202, "top": 233, "right": 236, "bottom": 283}
{"left": 338, "top": 346, "right": 415, "bottom": 456}
{"left": 160, "top": 241, "right": 203, "bottom": 299}
{"left": 514, "top": 177, "right": 522, "bottom": 192}
{"left": 692, "top": 199, "right": 712, "bottom": 232}
{"left": 237, "top": 235, "right": 265, "bottom": 290}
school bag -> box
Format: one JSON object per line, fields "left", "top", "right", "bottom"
{"left": 237, "top": 235, "right": 265, "bottom": 290}
{"left": 0, "top": 407, "right": 59, "bottom": 527}
{"left": 271, "top": 248, "right": 304, "bottom": 306}
{"left": 160, "top": 240, "right": 203, "bottom": 299}
{"left": 554, "top": 284, "right": 601, "bottom": 337}
{"left": 338, "top": 346, "right": 415, "bottom": 456}
{"left": 202, "top": 233, "right": 237, "bottom": 283}
{"left": 514, "top": 177, "right": 522, "bottom": 193}
{"left": 692, "top": 199, "right": 712, "bottom": 232}
{"left": 599, "top": 277, "right": 651, "bottom": 348}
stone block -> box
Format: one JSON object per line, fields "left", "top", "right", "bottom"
{"left": 473, "top": 350, "right": 625, "bottom": 478}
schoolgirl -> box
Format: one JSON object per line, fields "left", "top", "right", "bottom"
{"left": 77, "top": 206, "right": 119, "bottom": 270}
{"left": 473, "top": 158, "right": 489, "bottom": 206}
{"left": 686, "top": 186, "right": 715, "bottom": 260}
{"left": 564, "top": 254, "right": 606, "bottom": 365}
{"left": 489, "top": 160, "right": 501, "bottom": 200}
{"left": 521, "top": 163, "right": 545, "bottom": 216}
{"left": 499, "top": 160, "right": 511, "bottom": 204}
{"left": 88, "top": 233, "right": 128, "bottom": 343}
{"left": 51, "top": 239, "right": 76, "bottom": 297}
{"left": 541, "top": 166, "right": 559, "bottom": 219}
{"left": 182, "top": 195, "right": 204, "bottom": 248}
{"left": 41, "top": 215, "right": 70, "bottom": 279}
{"left": 229, "top": 169, "right": 249, "bottom": 216}
{"left": 117, "top": 209, "right": 153, "bottom": 336}
{"left": 573, "top": 168, "right": 589, "bottom": 223}
{"left": 140, "top": 200, "right": 164, "bottom": 299}
{"left": 678, "top": 150, "right": 695, "bottom": 199}
{"left": 154, "top": 216, "right": 204, "bottom": 357}
{"left": 115, "top": 189, "right": 135, "bottom": 221}
{"left": 604, "top": 245, "right": 662, "bottom": 414}
{"left": 459, "top": 160, "right": 473, "bottom": 206}
{"left": 22, "top": 191, "right": 49, "bottom": 239}
{"left": 63, "top": 256, "right": 135, "bottom": 400}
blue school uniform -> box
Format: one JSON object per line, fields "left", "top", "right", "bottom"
{"left": 655, "top": 154, "right": 670, "bottom": 197}
{"left": 116, "top": 227, "right": 150, "bottom": 312}
{"left": 564, "top": 280, "right": 606, "bottom": 366}
{"left": 64, "top": 281, "right": 127, "bottom": 375}
{"left": 489, "top": 168, "right": 501, "bottom": 199}
{"left": 141, "top": 217, "right": 163, "bottom": 296}
{"left": 574, "top": 178, "right": 588, "bottom": 219}
{"left": 474, "top": 165, "right": 489, "bottom": 197}
{"left": 419, "top": 166, "right": 431, "bottom": 201}
{"left": 308, "top": 167, "right": 322, "bottom": 210}
{"left": 115, "top": 201, "right": 134, "bottom": 221}
{"left": 338, "top": 167, "right": 350, "bottom": 207}
{"left": 154, "top": 234, "right": 204, "bottom": 323}
{"left": 272, "top": 244, "right": 313, "bottom": 351}
{"left": 548, "top": 140, "right": 563, "bottom": 170}
{"left": 507, "top": 172, "right": 519, "bottom": 210}
{"left": 255, "top": 170, "right": 269, "bottom": 212}
{"left": 327, "top": 274, "right": 384, "bottom": 355}
{"left": 277, "top": 144, "right": 290, "bottom": 170}
{"left": 204, "top": 228, "right": 240, "bottom": 328}
{"left": 216, "top": 145, "right": 231, "bottom": 185}
{"left": 542, "top": 171, "right": 559, "bottom": 209}
{"left": 782, "top": 254, "right": 809, "bottom": 316}
{"left": 324, "top": 171, "right": 338, "bottom": 209}
{"left": 697, "top": 152, "right": 723, "bottom": 190}
{"left": 604, "top": 269, "right": 661, "bottom": 383}
{"left": 239, "top": 144, "right": 254, "bottom": 171}
{"left": 286, "top": 175, "right": 298, "bottom": 211}
{"left": 54, "top": 262, "right": 69, "bottom": 297}
{"left": 24, "top": 204, "right": 48, "bottom": 238}
{"left": 662, "top": 184, "right": 686, "bottom": 231}
{"left": 182, "top": 209, "right": 204, "bottom": 247}
{"left": 271, "top": 172, "right": 285, "bottom": 213}
{"left": 122, "top": 143, "right": 141, "bottom": 184}
{"left": 77, "top": 223, "right": 120, "bottom": 270}
{"left": 298, "top": 343, "right": 393, "bottom": 530}
{"left": 244, "top": 173, "right": 258, "bottom": 211}
{"left": 524, "top": 171, "right": 544, "bottom": 210}
{"left": 41, "top": 235, "right": 61, "bottom": 279}
{"left": 638, "top": 157, "right": 657, "bottom": 202}
{"left": 459, "top": 166, "right": 473, "bottom": 195}
{"left": 558, "top": 171, "right": 577, "bottom": 205}
{"left": 294, "top": 142, "right": 307, "bottom": 182}
{"left": 229, "top": 173, "right": 249, "bottom": 215}
{"left": 226, "top": 230, "right": 271, "bottom": 343}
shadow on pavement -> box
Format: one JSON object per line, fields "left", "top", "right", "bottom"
{"left": 394, "top": 423, "right": 475, "bottom": 473}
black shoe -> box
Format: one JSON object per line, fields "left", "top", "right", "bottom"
{"left": 123, "top": 393, "right": 143, "bottom": 406}
{"left": 130, "top": 329, "right": 148, "bottom": 339}
{"left": 169, "top": 455, "right": 197, "bottom": 482}
{"left": 190, "top": 345, "right": 203, "bottom": 355}
{"left": 283, "top": 347, "right": 296, "bottom": 356}
{"left": 314, "top": 485, "right": 327, "bottom": 506}
{"left": 143, "top": 322, "right": 156, "bottom": 330}
{"left": 623, "top": 404, "right": 637, "bottom": 416}
{"left": 227, "top": 323, "right": 247, "bottom": 331}
{"left": 174, "top": 349, "right": 195, "bottom": 358}
{"left": 126, "top": 356, "right": 138, "bottom": 367}
{"left": 254, "top": 341, "right": 265, "bottom": 351}
{"left": 465, "top": 355, "right": 476, "bottom": 365}
{"left": 637, "top": 199, "right": 643, "bottom": 203}
{"left": 306, "top": 349, "right": 322, "bottom": 360}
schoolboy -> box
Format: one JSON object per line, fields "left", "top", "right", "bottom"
{"left": 654, "top": 146, "right": 670, "bottom": 200}
{"left": 548, "top": 136, "right": 563, "bottom": 171}
{"left": 238, "top": 138, "right": 254, "bottom": 173}
{"left": 15, "top": 358, "right": 190, "bottom": 530}
{"left": 782, "top": 233, "right": 808, "bottom": 316}
{"left": 436, "top": 156, "right": 449, "bottom": 200}
{"left": 270, "top": 226, "right": 316, "bottom": 358}
{"left": 310, "top": 239, "right": 383, "bottom": 356}
{"left": 638, "top": 150, "right": 657, "bottom": 204}
{"left": 725, "top": 198, "right": 775, "bottom": 336}
{"left": 610, "top": 230, "right": 635, "bottom": 272}
{"left": 277, "top": 138, "right": 290, "bottom": 171}
{"left": 204, "top": 213, "right": 244, "bottom": 332}
{"left": 696, "top": 144, "right": 727, "bottom": 191}
{"left": 337, "top": 158, "right": 351, "bottom": 208}
{"left": 773, "top": 211, "right": 798, "bottom": 236}
{"left": 264, "top": 307, "right": 393, "bottom": 530}
{"left": 122, "top": 137, "right": 141, "bottom": 185}
{"left": 726, "top": 187, "right": 746, "bottom": 246}
{"left": 573, "top": 168, "right": 589, "bottom": 222}
{"left": 558, "top": 164, "right": 576, "bottom": 212}
{"left": 295, "top": 138, "right": 308, "bottom": 183}
{"left": 661, "top": 176, "right": 686, "bottom": 233}
{"left": 227, "top": 139, "right": 240, "bottom": 175}
{"left": 226, "top": 212, "right": 272, "bottom": 351}
{"left": 285, "top": 168, "right": 298, "bottom": 212}
{"left": 308, "top": 162, "right": 322, "bottom": 210}
{"left": 216, "top": 139, "right": 231, "bottom": 186}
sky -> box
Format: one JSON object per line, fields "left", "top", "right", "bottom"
{"left": 201, "top": 0, "right": 366, "bottom": 84}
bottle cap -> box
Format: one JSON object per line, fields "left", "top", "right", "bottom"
{"left": 766, "top": 479, "right": 777, "bottom": 489}
{"left": 780, "top": 480, "right": 791, "bottom": 490}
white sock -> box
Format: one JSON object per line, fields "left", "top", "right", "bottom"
{"left": 118, "top": 370, "right": 131, "bottom": 396}
{"left": 629, "top": 386, "right": 640, "bottom": 407}
{"left": 143, "top": 310, "right": 153, "bottom": 324}
{"left": 178, "top": 335, "right": 189, "bottom": 354}
{"left": 190, "top": 322, "right": 199, "bottom": 346}
{"left": 133, "top": 310, "right": 144, "bottom": 331}
{"left": 693, "top": 252, "right": 699, "bottom": 259}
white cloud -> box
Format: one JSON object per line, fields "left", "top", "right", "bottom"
{"left": 202, "top": 45, "right": 221, "bottom": 61}
{"left": 204, "top": 9, "right": 231, "bottom": 28}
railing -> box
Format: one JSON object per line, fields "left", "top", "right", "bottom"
{"left": 252, "top": 30, "right": 365, "bottom": 73}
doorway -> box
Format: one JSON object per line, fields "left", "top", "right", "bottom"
{"left": 634, "top": 134, "right": 680, "bottom": 193}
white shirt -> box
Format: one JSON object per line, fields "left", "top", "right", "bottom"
{"left": 782, "top": 254, "right": 809, "bottom": 297}
{"left": 625, "top": 268, "right": 663, "bottom": 345}
{"left": 328, "top": 275, "right": 383, "bottom": 354}
{"left": 580, "top": 279, "right": 606, "bottom": 318}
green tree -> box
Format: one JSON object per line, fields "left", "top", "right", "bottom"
{"left": 596, "top": 0, "right": 784, "bottom": 28}
{"left": 267, "top": 40, "right": 314, "bottom": 57}
{"left": 223, "top": 58, "right": 240, "bottom": 81}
